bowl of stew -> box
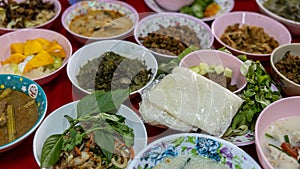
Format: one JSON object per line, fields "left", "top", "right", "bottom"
{"left": 134, "top": 12, "right": 214, "bottom": 63}
{"left": 67, "top": 39, "right": 158, "bottom": 99}
{"left": 256, "top": 0, "right": 300, "bottom": 36}
{"left": 0, "top": 0, "right": 61, "bottom": 34}
{"left": 211, "top": 11, "right": 292, "bottom": 61}
{"left": 179, "top": 49, "right": 247, "bottom": 94}
{"left": 61, "top": 0, "right": 139, "bottom": 43}
{"left": 0, "top": 74, "right": 47, "bottom": 153}
{"left": 270, "top": 43, "right": 300, "bottom": 96}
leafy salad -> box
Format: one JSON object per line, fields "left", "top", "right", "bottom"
{"left": 40, "top": 89, "right": 135, "bottom": 169}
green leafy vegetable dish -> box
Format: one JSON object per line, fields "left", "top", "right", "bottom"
{"left": 40, "top": 89, "right": 137, "bottom": 169}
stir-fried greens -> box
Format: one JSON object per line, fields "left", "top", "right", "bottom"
{"left": 41, "top": 89, "right": 134, "bottom": 169}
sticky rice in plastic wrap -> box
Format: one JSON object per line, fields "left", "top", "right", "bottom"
{"left": 139, "top": 66, "right": 244, "bottom": 137}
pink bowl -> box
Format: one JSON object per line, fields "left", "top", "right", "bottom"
{"left": 255, "top": 96, "right": 300, "bottom": 169}
{"left": 0, "top": 0, "right": 61, "bottom": 34}
{"left": 0, "top": 28, "right": 72, "bottom": 85}
{"left": 179, "top": 49, "right": 247, "bottom": 94}
{"left": 211, "top": 11, "right": 292, "bottom": 61}
{"left": 61, "top": 0, "right": 139, "bottom": 43}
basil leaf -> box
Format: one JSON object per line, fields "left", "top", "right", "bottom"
{"left": 77, "top": 89, "right": 129, "bottom": 118}
{"left": 41, "top": 134, "right": 63, "bottom": 168}
{"left": 94, "top": 130, "right": 114, "bottom": 161}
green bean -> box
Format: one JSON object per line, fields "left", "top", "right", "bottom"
{"left": 7, "top": 105, "right": 16, "bottom": 142}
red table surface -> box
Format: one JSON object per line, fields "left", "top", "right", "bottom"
{"left": 1, "top": 0, "right": 299, "bottom": 168}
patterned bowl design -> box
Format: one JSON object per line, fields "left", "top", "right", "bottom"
{"left": 61, "top": 0, "right": 139, "bottom": 43}
{"left": 144, "top": 0, "right": 234, "bottom": 22}
{"left": 0, "top": 74, "right": 47, "bottom": 152}
{"left": 128, "top": 133, "right": 261, "bottom": 169}
{"left": 134, "top": 12, "right": 214, "bottom": 60}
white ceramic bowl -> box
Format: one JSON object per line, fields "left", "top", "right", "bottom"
{"left": 145, "top": 0, "right": 234, "bottom": 22}
{"left": 0, "top": 74, "right": 47, "bottom": 153}
{"left": 0, "top": 0, "right": 61, "bottom": 34}
{"left": 67, "top": 40, "right": 158, "bottom": 98}
{"left": 255, "top": 96, "right": 300, "bottom": 169}
{"left": 211, "top": 11, "right": 292, "bottom": 61}
{"left": 33, "top": 101, "right": 147, "bottom": 167}
{"left": 270, "top": 43, "right": 300, "bottom": 96}
{"left": 256, "top": 0, "right": 300, "bottom": 36}
{"left": 128, "top": 133, "right": 261, "bottom": 168}
{"left": 134, "top": 12, "right": 214, "bottom": 63}
{"left": 179, "top": 50, "right": 247, "bottom": 94}
{"left": 61, "top": 0, "right": 139, "bottom": 43}
{"left": 0, "top": 28, "right": 72, "bottom": 85}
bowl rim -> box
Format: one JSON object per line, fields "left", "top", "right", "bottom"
{"left": 254, "top": 96, "right": 300, "bottom": 169}
{"left": 255, "top": 0, "right": 300, "bottom": 26}
{"left": 211, "top": 11, "right": 292, "bottom": 57}
{"left": 178, "top": 49, "right": 247, "bottom": 93}
{"left": 270, "top": 43, "right": 300, "bottom": 88}
{"left": 134, "top": 12, "right": 214, "bottom": 59}
{"left": 0, "top": 0, "right": 62, "bottom": 32}
{"left": 66, "top": 39, "right": 158, "bottom": 96}
{"left": 0, "top": 28, "right": 73, "bottom": 83}
{"left": 0, "top": 74, "right": 47, "bottom": 152}
{"left": 61, "top": 0, "right": 139, "bottom": 41}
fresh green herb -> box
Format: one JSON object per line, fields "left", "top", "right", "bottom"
{"left": 229, "top": 60, "right": 281, "bottom": 132}
{"left": 265, "top": 133, "right": 275, "bottom": 139}
{"left": 40, "top": 89, "right": 131, "bottom": 168}
{"left": 284, "top": 135, "right": 290, "bottom": 144}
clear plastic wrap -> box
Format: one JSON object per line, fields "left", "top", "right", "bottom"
{"left": 139, "top": 66, "right": 244, "bottom": 137}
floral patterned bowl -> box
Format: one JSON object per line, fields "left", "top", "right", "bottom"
{"left": 128, "top": 133, "right": 261, "bottom": 169}
{"left": 134, "top": 12, "right": 213, "bottom": 63}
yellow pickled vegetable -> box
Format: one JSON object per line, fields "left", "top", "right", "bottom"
{"left": 35, "top": 38, "right": 50, "bottom": 47}
{"left": 24, "top": 50, "right": 54, "bottom": 72}
{"left": 24, "top": 39, "right": 43, "bottom": 55}
{"left": 10, "top": 42, "right": 24, "bottom": 54}
{"left": 1, "top": 53, "right": 26, "bottom": 65}
{"left": 45, "top": 40, "right": 66, "bottom": 58}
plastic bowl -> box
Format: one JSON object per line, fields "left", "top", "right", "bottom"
{"left": 0, "top": 28, "right": 72, "bottom": 85}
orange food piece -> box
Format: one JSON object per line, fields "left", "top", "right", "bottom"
{"left": 1, "top": 53, "right": 26, "bottom": 65}
{"left": 281, "top": 142, "right": 298, "bottom": 159}
{"left": 24, "top": 39, "right": 43, "bottom": 56}
{"left": 45, "top": 40, "right": 66, "bottom": 58}
{"left": 204, "top": 2, "right": 221, "bottom": 17}
{"left": 10, "top": 43, "right": 24, "bottom": 54}
{"left": 23, "top": 50, "right": 54, "bottom": 72}
{"left": 35, "top": 38, "right": 50, "bottom": 47}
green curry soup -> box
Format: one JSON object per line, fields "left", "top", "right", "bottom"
{"left": 0, "top": 89, "right": 38, "bottom": 145}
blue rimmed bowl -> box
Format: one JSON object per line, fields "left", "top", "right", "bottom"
{"left": 0, "top": 74, "right": 47, "bottom": 153}
{"left": 128, "top": 133, "right": 261, "bottom": 169}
